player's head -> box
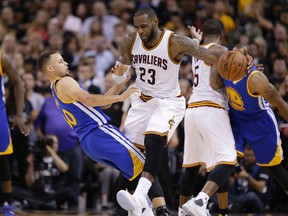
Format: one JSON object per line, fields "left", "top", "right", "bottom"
{"left": 203, "top": 19, "right": 223, "bottom": 37}
{"left": 134, "top": 7, "right": 158, "bottom": 43}
{"left": 38, "top": 50, "right": 70, "bottom": 79}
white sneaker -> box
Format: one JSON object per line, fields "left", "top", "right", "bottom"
{"left": 178, "top": 207, "right": 187, "bottom": 216}
{"left": 116, "top": 190, "right": 154, "bottom": 216}
{"left": 182, "top": 198, "right": 210, "bottom": 216}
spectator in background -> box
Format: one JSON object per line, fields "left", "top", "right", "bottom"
{"left": 50, "top": 1, "right": 82, "bottom": 35}
{"left": 81, "top": 1, "right": 120, "bottom": 42}
{"left": 269, "top": 58, "right": 288, "bottom": 91}
{"left": 228, "top": 145, "right": 272, "bottom": 213}
{"left": 22, "top": 135, "right": 78, "bottom": 209}
{"left": 35, "top": 95, "right": 83, "bottom": 207}
{"left": 26, "top": 10, "right": 50, "bottom": 43}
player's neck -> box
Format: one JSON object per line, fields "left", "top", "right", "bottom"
{"left": 144, "top": 29, "right": 162, "bottom": 48}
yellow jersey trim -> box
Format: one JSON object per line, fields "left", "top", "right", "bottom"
{"left": 53, "top": 79, "right": 75, "bottom": 104}
{"left": 0, "top": 137, "right": 13, "bottom": 155}
{"left": 0, "top": 52, "right": 3, "bottom": 76}
{"left": 183, "top": 159, "right": 238, "bottom": 172}
{"left": 187, "top": 101, "right": 225, "bottom": 109}
{"left": 247, "top": 70, "right": 260, "bottom": 97}
{"left": 257, "top": 144, "right": 283, "bottom": 167}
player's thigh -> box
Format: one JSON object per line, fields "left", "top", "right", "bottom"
{"left": 123, "top": 98, "right": 150, "bottom": 146}
{"left": 81, "top": 125, "right": 145, "bottom": 180}
{"left": 146, "top": 96, "right": 185, "bottom": 141}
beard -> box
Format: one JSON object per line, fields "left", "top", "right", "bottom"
{"left": 145, "top": 26, "right": 156, "bottom": 44}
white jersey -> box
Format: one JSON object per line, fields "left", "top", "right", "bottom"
{"left": 188, "top": 43, "right": 226, "bottom": 107}
{"left": 131, "top": 30, "right": 181, "bottom": 98}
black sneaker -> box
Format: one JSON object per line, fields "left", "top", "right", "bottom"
{"left": 156, "top": 205, "right": 171, "bottom": 216}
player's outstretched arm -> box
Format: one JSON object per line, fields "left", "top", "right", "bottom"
{"left": 248, "top": 71, "right": 288, "bottom": 120}
{"left": 171, "top": 34, "right": 224, "bottom": 65}
{"left": 56, "top": 76, "right": 139, "bottom": 108}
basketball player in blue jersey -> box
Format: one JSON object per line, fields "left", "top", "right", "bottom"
{"left": 37, "top": 50, "right": 173, "bottom": 216}
{"left": 111, "top": 7, "right": 235, "bottom": 216}
{"left": 0, "top": 52, "right": 29, "bottom": 215}
{"left": 209, "top": 44, "right": 288, "bottom": 210}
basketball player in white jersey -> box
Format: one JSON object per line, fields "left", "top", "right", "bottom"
{"left": 179, "top": 19, "right": 237, "bottom": 216}
{"left": 112, "top": 7, "right": 230, "bottom": 215}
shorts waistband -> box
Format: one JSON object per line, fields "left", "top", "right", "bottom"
{"left": 187, "top": 100, "right": 225, "bottom": 109}
{"left": 140, "top": 92, "right": 183, "bottom": 102}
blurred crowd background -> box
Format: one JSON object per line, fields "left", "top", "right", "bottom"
{"left": 1, "top": 0, "right": 288, "bottom": 214}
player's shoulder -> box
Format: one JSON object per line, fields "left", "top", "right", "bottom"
{"left": 209, "top": 44, "right": 228, "bottom": 53}
{"left": 123, "top": 32, "right": 137, "bottom": 44}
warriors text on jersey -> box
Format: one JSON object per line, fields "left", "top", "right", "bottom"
{"left": 131, "top": 30, "right": 181, "bottom": 98}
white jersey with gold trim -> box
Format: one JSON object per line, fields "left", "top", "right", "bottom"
{"left": 131, "top": 30, "right": 181, "bottom": 98}
{"left": 188, "top": 43, "right": 226, "bottom": 107}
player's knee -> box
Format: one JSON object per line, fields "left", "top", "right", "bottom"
{"left": 144, "top": 134, "right": 166, "bottom": 151}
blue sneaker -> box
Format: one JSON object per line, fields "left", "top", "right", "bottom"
{"left": 3, "top": 202, "right": 15, "bottom": 216}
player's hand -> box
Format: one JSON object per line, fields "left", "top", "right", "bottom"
{"left": 12, "top": 115, "right": 30, "bottom": 136}
{"left": 188, "top": 25, "right": 203, "bottom": 42}
{"left": 242, "top": 47, "right": 253, "bottom": 71}
{"left": 255, "top": 64, "right": 264, "bottom": 73}
{"left": 120, "top": 87, "right": 140, "bottom": 101}
{"left": 111, "top": 62, "right": 128, "bottom": 76}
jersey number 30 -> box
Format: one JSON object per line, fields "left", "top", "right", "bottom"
{"left": 139, "top": 67, "right": 156, "bottom": 85}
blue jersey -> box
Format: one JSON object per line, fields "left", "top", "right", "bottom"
{"left": 223, "top": 66, "right": 282, "bottom": 166}
{"left": 0, "top": 54, "right": 13, "bottom": 155}
{"left": 223, "top": 66, "right": 272, "bottom": 120}
{"left": 51, "top": 80, "right": 111, "bottom": 141}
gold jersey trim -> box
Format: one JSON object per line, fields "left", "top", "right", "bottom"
{"left": 0, "top": 136, "right": 13, "bottom": 155}
{"left": 187, "top": 100, "right": 225, "bottom": 109}
{"left": 140, "top": 92, "right": 182, "bottom": 102}
{"left": 183, "top": 159, "right": 238, "bottom": 172}
{"left": 53, "top": 79, "right": 75, "bottom": 104}
{"left": 141, "top": 30, "right": 165, "bottom": 51}
{"left": 257, "top": 144, "right": 283, "bottom": 167}
{"left": 0, "top": 52, "right": 3, "bottom": 76}
{"left": 168, "top": 32, "right": 181, "bottom": 65}
{"left": 129, "top": 149, "right": 144, "bottom": 181}
{"left": 247, "top": 70, "right": 260, "bottom": 97}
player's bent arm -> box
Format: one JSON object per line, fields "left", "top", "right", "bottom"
{"left": 209, "top": 44, "right": 228, "bottom": 90}
{"left": 117, "top": 32, "right": 134, "bottom": 65}
{"left": 249, "top": 72, "right": 288, "bottom": 120}
{"left": 2, "top": 53, "right": 25, "bottom": 117}
{"left": 210, "top": 65, "right": 224, "bottom": 90}
{"left": 57, "top": 77, "right": 131, "bottom": 107}
{"left": 170, "top": 35, "right": 223, "bottom": 64}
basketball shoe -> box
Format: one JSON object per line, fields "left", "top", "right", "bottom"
{"left": 182, "top": 197, "right": 211, "bottom": 216}
{"left": 3, "top": 202, "right": 15, "bottom": 216}
{"left": 117, "top": 190, "right": 154, "bottom": 216}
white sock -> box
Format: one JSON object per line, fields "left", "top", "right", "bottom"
{"left": 197, "top": 192, "right": 209, "bottom": 203}
{"left": 133, "top": 177, "right": 152, "bottom": 197}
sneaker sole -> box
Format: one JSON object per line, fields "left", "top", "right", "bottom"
{"left": 182, "top": 203, "right": 210, "bottom": 216}
{"left": 116, "top": 190, "right": 136, "bottom": 212}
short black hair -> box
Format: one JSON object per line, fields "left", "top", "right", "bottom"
{"left": 37, "top": 50, "right": 58, "bottom": 72}
{"left": 134, "top": 7, "right": 157, "bottom": 19}
{"left": 203, "top": 19, "right": 223, "bottom": 35}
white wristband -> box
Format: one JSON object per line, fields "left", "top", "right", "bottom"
{"left": 193, "top": 38, "right": 200, "bottom": 46}
{"left": 112, "top": 72, "right": 128, "bottom": 84}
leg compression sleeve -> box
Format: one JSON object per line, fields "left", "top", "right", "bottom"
{"left": 269, "top": 164, "right": 288, "bottom": 191}
{"left": 207, "top": 164, "right": 235, "bottom": 187}
{"left": 180, "top": 166, "right": 200, "bottom": 196}
{"left": 148, "top": 178, "right": 164, "bottom": 199}
{"left": 0, "top": 155, "right": 11, "bottom": 181}
{"left": 143, "top": 134, "right": 166, "bottom": 178}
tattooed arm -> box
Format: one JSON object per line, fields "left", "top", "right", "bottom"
{"left": 249, "top": 71, "right": 288, "bottom": 120}
{"left": 170, "top": 34, "right": 225, "bottom": 64}
{"left": 118, "top": 32, "right": 135, "bottom": 65}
